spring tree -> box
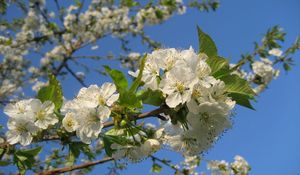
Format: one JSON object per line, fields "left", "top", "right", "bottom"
{"left": 0, "top": 0, "right": 299, "bottom": 174}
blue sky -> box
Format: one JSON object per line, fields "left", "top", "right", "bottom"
{"left": 1, "top": 0, "right": 300, "bottom": 174}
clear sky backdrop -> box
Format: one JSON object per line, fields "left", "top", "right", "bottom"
{"left": 2, "top": 0, "right": 300, "bottom": 174}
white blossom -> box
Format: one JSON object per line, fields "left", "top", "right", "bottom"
{"left": 76, "top": 83, "right": 119, "bottom": 108}
{"left": 4, "top": 99, "right": 34, "bottom": 119}
{"left": 111, "top": 138, "right": 160, "bottom": 162}
{"left": 30, "top": 99, "right": 58, "bottom": 129}
{"left": 268, "top": 48, "right": 283, "bottom": 57}
{"left": 6, "top": 118, "right": 38, "bottom": 146}
{"left": 76, "top": 106, "right": 110, "bottom": 144}
{"left": 91, "top": 45, "right": 99, "bottom": 50}
{"left": 207, "top": 160, "right": 231, "bottom": 175}
{"left": 160, "top": 66, "right": 198, "bottom": 108}
{"left": 32, "top": 81, "right": 48, "bottom": 92}
{"left": 251, "top": 58, "right": 279, "bottom": 84}
{"left": 230, "top": 155, "right": 250, "bottom": 175}
{"left": 76, "top": 72, "right": 85, "bottom": 80}
{"left": 62, "top": 112, "right": 79, "bottom": 132}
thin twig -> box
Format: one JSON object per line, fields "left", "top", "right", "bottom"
{"left": 64, "top": 63, "right": 87, "bottom": 87}
{"left": 36, "top": 157, "right": 114, "bottom": 175}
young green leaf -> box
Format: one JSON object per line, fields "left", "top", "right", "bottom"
{"left": 129, "top": 55, "right": 147, "bottom": 93}
{"left": 102, "top": 135, "right": 129, "bottom": 157}
{"left": 222, "top": 75, "right": 255, "bottom": 98}
{"left": 13, "top": 147, "right": 42, "bottom": 174}
{"left": 104, "top": 66, "right": 143, "bottom": 108}
{"left": 228, "top": 93, "right": 255, "bottom": 110}
{"left": 0, "top": 161, "right": 10, "bottom": 166}
{"left": 206, "top": 56, "right": 230, "bottom": 78}
{"left": 121, "top": 0, "right": 139, "bottom": 7}
{"left": 119, "top": 90, "right": 143, "bottom": 108}
{"left": 104, "top": 66, "right": 128, "bottom": 91}
{"left": 137, "top": 89, "right": 164, "bottom": 106}
{"left": 197, "top": 26, "right": 218, "bottom": 57}
{"left": 151, "top": 163, "right": 162, "bottom": 173}
{"left": 37, "top": 74, "right": 63, "bottom": 110}
{"left": 221, "top": 75, "right": 256, "bottom": 109}
{"left": 67, "top": 142, "right": 95, "bottom": 166}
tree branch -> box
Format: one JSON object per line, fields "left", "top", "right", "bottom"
{"left": 36, "top": 157, "right": 114, "bottom": 175}
{"left": 0, "top": 105, "right": 168, "bottom": 149}
{"left": 64, "top": 63, "right": 87, "bottom": 87}
{"left": 103, "top": 105, "right": 168, "bottom": 128}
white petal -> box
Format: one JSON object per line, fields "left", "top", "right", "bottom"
{"left": 100, "top": 83, "right": 117, "bottom": 99}
{"left": 106, "top": 94, "right": 119, "bottom": 106}
{"left": 187, "top": 99, "right": 200, "bottom": 114}
{"left": 6, "top": 130, "right": 20, "bottom": 145}
{"left": 42, "top": 101, "right": 55, "bottom": 114}
{"left": 30, "top": 99, "right": 42, "bottom": 112}
{"left": 3, "top": 103, "right": 17, "bottom": 117}
{"left": 19, "top": 132, "right": 33, "bottom": 146}
{"left": 98, "top": 106, "right": 111, "bottom": 122}
{"left": 166, "top": 92, "right": 181, "bottom": 108}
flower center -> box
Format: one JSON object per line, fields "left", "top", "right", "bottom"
{"left": 36, "top": 110, "right": 46, "bottom": 120}
{"left": 98, "top": 96, "right": 106, "bottom": 106}
{"left": 176, "top": 82, "right": 185, "bottom": 93}
{"left": 66, "top": 118, "right": 75, "bottom": 127}
{"left": 201, "top": 112, "right": 210, "bottom": 122}
{"left": 192, "top": 89, "right": 201, "bottom": 98}
{"left": 17, "top": 104, "right": 26, "bottom": 114}
{"left": 87, "top": 111, "right": 101, "bottom": 123}
{"left": 16, "top": 124, "right": 28, "bottom": 133}
{"left": 166, "top": 58, "right": 175, "bottom": 71}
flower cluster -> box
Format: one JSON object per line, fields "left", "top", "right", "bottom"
{"left": 4, "top": 99, "right": 57, "bottom": 146}
{"left": 248, "top": 55, "right": 280, "bottom": 94}
{"left": 207, "top": 155, "right": 250, "bottom": 175}
{"left": 135, "top": 1, "right": 186, "bottom": 31}
{"left": 130, "top": 47, "right": 235, "bottom": 156}
{"left": 61, "top": 83, "right": 119, "bottom": 144}
{"left": 112, "top": 137, "right": 161, "bottom": 162}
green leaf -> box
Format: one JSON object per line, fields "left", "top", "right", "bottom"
{"left": 74, "top": 0, "right": 82, "bottom": 7}
{"left": 129, "top": 55, "right": 147, "bottom": 93}
{"left": 222, "top": 75, "right": 255, "bottom": 98}
{"left": 228, "top": 93, "right": 255, "bottom": 110}
{"left": 102, "top": 135, "right": 129, "bottom": 157}
{"left": 104, "top": 65, "right": 143, "bottom": 108}
{"left": 151, "top": 163, "right": 162, "bottom": 173}
{"left": 155, "top": 9, "right": 164, "bottom": 19}
{"left": 197, "top": 26, "right": 218, "bottom": 57}
{"left": 121, "top": 0, "right": 139, "bottom": 7}
{"left": 67, "top": 142, "right": 94, "bottom": 166}
{"left": 119, "top": 90, "right": 142, "bottom": 108}
{"left": 137, "top": 89, "right": 164, "bottom": 106}
{"left": 283, "top": 63, "right": 291, "bottom": 71}
{"left": 104, "top": 66, "right": 128, "bottom": 91}
{"left": 0, "top": 0, "right": 7, "bottom": 14}
{"left": 18, "top": 147, "right": 42, "bottom": 157}
{"left": 0, "top": 161, "right": 10, "bottom": 166}
{"left": 221, "top": 75, "right": 256, "bottom": 109}
{"left": 206, "top": 56, "right": 230, "bottom": 78}
{"left": 102, "top": 135, "right": 114, "bottom": 157}
{"left": 37, "top": 74, "right": 63, "bottom": 110}
{"left": 14, "top": 147, "right": 42, "bottom": 174}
